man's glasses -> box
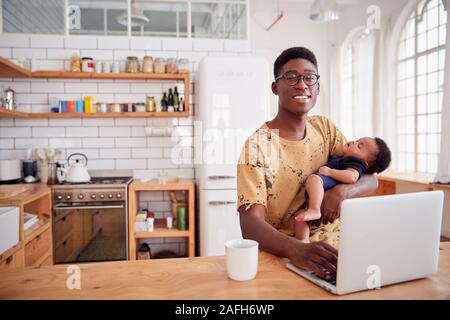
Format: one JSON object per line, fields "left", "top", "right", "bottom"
{"left": 275, "top": 72, "right": 320, "bottom": 86}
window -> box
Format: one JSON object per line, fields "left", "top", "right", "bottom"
{"left": 396, "top": 0, "right": 446, "bottom": 174}
{"left": 2, "top": 0, "right": 248, "bottom": 40}
{"left": 341, "top": 43, "right": 355, "bottom": 139}
{"left": 2, "top": 0, "right": 65, "bottom": 35}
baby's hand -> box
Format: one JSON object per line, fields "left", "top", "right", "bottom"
{"left": 319, "top": 166, "right": 331, "bottom": 176}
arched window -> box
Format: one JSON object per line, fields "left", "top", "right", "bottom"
{"left": 396, "top": 0, "right": 447, "bottom": 173}
{"left": 341, "top": 43, "right": 355, "bottom": 139}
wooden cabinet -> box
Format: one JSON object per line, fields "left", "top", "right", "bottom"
{"left": 0, "top": 184, "right": 53, "bottom": 269}
{"left": 0, "top": 247, "right": 24, "bottom": 270}
{"left": 128, "top": 179, "right": 195, "bottom": 260}
{"left": 24, "top": 227, "right": 51, "bottom": 267}
{"left": 0, "top": 57, "right": 190, "bottom": 119}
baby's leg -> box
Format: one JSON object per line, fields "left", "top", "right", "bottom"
{"left": 296, "top": 174, "right": 324, "bottom": 222}
{"left": 294, "top": 214, "right": 311, "bottom": 243}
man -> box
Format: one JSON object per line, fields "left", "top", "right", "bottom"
{"left": 236, "top": 47, "right": 377, "bottom": 281}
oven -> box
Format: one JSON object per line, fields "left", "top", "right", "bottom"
{"left": 52, "top": 177, "right": 131, "bottom": 264}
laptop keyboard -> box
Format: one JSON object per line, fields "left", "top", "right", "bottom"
{"left": 310, "top": 269, "right": 337, "bottom": 286}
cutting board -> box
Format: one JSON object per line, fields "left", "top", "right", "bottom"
{"left": 0, "top": 184, "right": 30, "bottom": 199}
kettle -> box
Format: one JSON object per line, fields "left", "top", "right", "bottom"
{"left": 57, "top": 153, "right": 90, "bottom": 183}
{"left": 3, "top": 87, "right": 16, "bottom": 110}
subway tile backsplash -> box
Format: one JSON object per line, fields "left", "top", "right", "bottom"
{"left": 0, "top": 34, "right": 250, "bottom": 257}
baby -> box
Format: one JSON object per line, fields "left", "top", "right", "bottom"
{"left": 295, "top": 137, "right": 392, "bottom": 242}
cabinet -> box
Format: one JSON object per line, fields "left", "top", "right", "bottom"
{"left": 0, "top": 184, "right": 53, "bottom": 269}
{"left": 0, "top": 56, "right": 190, "bottom": 118}
{"left": 128, "top": 179, "right": 195, "bottom": 260}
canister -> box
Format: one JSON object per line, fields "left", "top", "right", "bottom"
{"left": 82, "top": 57, "right": 94, "bottom": 72}
{"left": 67, "top": 100, "right": 76, "bottom": 113}
{"left": 84, "top": 96, "right": 94, "bottom": 113}
{"left": 60, "top": 100, "right": 68, "bottom": 113}
{"left": 76, "top": 100, "right": 84, "bottom": 112}
{"left": 176, "top": 205, "right": 186, "bottom": 230}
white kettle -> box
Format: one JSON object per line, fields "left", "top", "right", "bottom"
{"left": 57, "top": 153, "right": 90, "bottom": 183}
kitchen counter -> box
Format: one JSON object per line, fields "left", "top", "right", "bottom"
{"left": 0, "top": 242, "right": 449, "bottom": 300}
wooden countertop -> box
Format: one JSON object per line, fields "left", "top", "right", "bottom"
{"left": 0, "top": 183, "right": 51, "bottom": 205}
{"left": 1, "top": 242, "right": 449, "bottom": 300}
{"left": 377, "top": 171, "right": 450, "bottom": 191}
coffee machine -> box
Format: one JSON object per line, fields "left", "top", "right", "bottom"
{"left": 22, "top": 160, "right": 39, "bottom": 183}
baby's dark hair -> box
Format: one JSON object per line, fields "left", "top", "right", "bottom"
{"left": 274, "top": 47, "right": 318, "bottom": 79}
{"left": 366, "top": 137, "right": 391, "bottom": 174}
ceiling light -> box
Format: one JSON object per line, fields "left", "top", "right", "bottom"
{"left": 117, "top": 0, "right": 149, "bottom": 27}
{"left": 310, "top": 0, "right": 340, "bottom": 22}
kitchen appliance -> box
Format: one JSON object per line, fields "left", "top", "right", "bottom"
{"left": 3, "top": 87, "right": 16, "bottom": 110}
{"left": 197, "top": 56, "right": 270, "bottom": 256}
{"left": 22, "top": 160, "right": 39, "bottom": 183}
{"left": 0, "top": 160, "right": 21, "bottom": 183}
{"left": 57, "top": 153, "right": 91, "bottom": 183}
{"left": 52, "top": 176, "right": 132, "bottom": 263}
{"left": 0, "top": 207, "right": 20, "bottom": 255}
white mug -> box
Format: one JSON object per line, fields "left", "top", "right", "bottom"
{"left": 225, "top": 239, "right": 259, "bottom": 281}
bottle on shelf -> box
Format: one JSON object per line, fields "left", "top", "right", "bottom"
{"left": 161, "top": 92, "right": 168, "bottom": 112}
{"left": 173, "top": 86, "right": 179, "bottom": 108}
{"left": 168, "top": 88, "right": 174, "bottom": 108}
{"left": 177, "top": 205, "right": 187, "bottom": 231}
{"left": 178, "top": 97, "right": 184, "bottom": 112}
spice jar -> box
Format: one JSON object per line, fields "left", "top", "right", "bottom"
{"left": 135, "top": 103, "right": 146, "bottom": 112}
{"left": 126, "top": 56, "right": 139, "bottom": 73}
{"left": 70, "top": 53, "right": 81, "bottom": 72}
{"left": 81, "top": 57, "right": 94, "bottom": 72}
{"left": 178, "top": 58, "right": 189, "bottom": 73}
{"left": 142, "top": 56, "right": 153, "bottom": 73}
{"left": 154, "top": 57, "right": 166, "bottom": 73}
{"left": 166, "top": 58, "right": 178, "bottom": 73}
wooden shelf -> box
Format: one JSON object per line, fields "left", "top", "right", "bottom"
{"left": 31, "top": 70, "right": 189, "bottom": 81}
{"left": 0, "top": 56, "right": 30, "bottom": 78}
{"left": 128, "top": 179, "right": 195, "bottom": 260}
{"left": 135, "top": 219, "right": 189, "bottom": 238}
{"left": 0, "top": 109, "right": 189, "bottom": 118}
{"left": 24, "top": 216, "right": 50, "bottom": 244}
{"left": 0, "top": 57, "right": 191, "bottom": 119}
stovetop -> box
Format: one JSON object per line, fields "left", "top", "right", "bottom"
{"left": 53, "top": 176, "right": 133, "bottom": 188}
{"left": 52, "top": 176, "right": 133, "bottom": 203}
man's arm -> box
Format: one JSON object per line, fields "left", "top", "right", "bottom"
{"left": 316, "top": 174, "right": 378, "bottom": 225}
{"left": 239, "top": 204, "right": 338, "bottom": 280}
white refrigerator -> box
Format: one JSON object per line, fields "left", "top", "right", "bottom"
{"left": 197, "top": 56, "right": 271, "bottom": 256}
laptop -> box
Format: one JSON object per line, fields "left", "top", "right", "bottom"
{"left": 287, "top": 191, "right": 444, "bottom": 295}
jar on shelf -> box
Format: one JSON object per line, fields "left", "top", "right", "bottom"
{"left": 166, "top": 58, "right": 178, "bottom": 73}
{"left": 142, "top": 56, "right": 153, "bottom": 73}
{"left": 135, "top": 103, "right": 146, "bottom": 112}
{"left": 178, "top": 58, "right": 189, "bottom": 74}
{"left": 126, "top": 56, "right": 139, "bottom": 73}
{"left": 81, "top": 57, "right": 94, "bottom": 72}
{"left": 70, "top": 53, "right": 81, "bottom": 72}
{"left": 154, "top": 57, "right": 166, "bottom": 73}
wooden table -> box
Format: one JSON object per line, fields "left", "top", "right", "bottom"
{"left": 0, "top": 243, "right": 449, "bottom": 300}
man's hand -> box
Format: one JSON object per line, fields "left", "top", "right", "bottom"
{"left": 289, "top": 241, "right": 338, "bottom": 281}
{"left": 313, "top": 184, "right": 347, "bottom": 226}
{"left": 318, "top": 166, "right": 332, "bottom": 176}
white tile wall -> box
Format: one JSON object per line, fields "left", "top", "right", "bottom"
{"left": 0, "top": 33, "right": 251, "bottom": 252}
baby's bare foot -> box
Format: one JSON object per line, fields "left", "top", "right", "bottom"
{"left": 295, "top": 208, "right": 321, "bottom": 222}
